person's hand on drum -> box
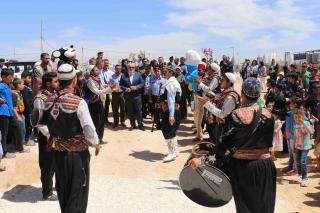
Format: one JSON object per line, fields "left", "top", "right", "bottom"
{"left": 188, "top": 158, "right": 202, "bottom": 169}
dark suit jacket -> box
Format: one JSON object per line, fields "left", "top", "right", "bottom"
{"left": 120, "top": 71, "right": 145, "bottom": 98}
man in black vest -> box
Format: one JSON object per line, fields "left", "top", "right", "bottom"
{"left": 32, "top": 64, "right": 101, "bottom": 213}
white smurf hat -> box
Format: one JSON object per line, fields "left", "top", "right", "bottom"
{"left": 210, "top": 62, "right": 220, "bottom": 72}
{"left": 224, "top": 72, "right": 236, "bottom": 84}
{"left": 185, "top": 50, "right": 201, "bottom": 66}
{"left": 57, "top": 64, "right": 77, "bottom": 80}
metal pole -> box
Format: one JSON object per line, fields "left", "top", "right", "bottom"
{"left": 41, "top": 20, "right": 44, "bottom": 53}
{"left": 81, "top": 47, "right": 84, "bottom": 64}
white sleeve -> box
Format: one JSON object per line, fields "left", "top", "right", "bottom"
{"left": 199, "top": 78, "right": 219, "bottom": 94}
{"left": 87, "top": 80, "right": 112, "bottom": 95}
{"left": 77, "top": 100, "right": 99, "bottom": 145}
{"left": 204, "top": 96, "right": 236, "bottom": 119}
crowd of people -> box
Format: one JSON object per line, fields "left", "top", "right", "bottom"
{"left": 0, "top": 49, "right": 320, "bottom": 212}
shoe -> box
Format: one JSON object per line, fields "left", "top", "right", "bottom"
{"left": 105, "top": 121, "right": 111, "bottom": 125}
{"left": 120, "top": 123, "right": 126, "bottom": 127}
{"left": 281, "top": 167, "right": 291, "bottom": 173}
{"left": 100, "top": 140, "right": 108, "bottom": 145}
{"left": 129, "top": 126, "right": 136, "bottom": 131}
{"left": 163, "top": 153, "right": 177, "bottom": 162}
{"left": 297, "top": 176, "right": 302, "bottom": 183}
{"left": 163, "top": 139, "right": 176, "bottom": 162}
{"left": 138, "top": 126, "right": 145, "bottom": 131}
{"left": 286, "top": 170, "right": 297, "bottom": 176}
{"left": 0, "top": 165, "right": 6, "bottom": 171}
{"left": 25, "top": 140, "right": 36, "bottom": 146}
{"left": 300, "top": 178, "right": 308, "bottom": 187}
{"left": 4, "top": 153, "right": 16, "bottom": 158}
{"left": 113, "top": 124, "right": 118, "bottom": 128}
{"left": 19, "top": 148, "right": 30, "bottom": 153}
{"left": 43, "top": 193, "right": 58, "bottom": 201}
{"left": 172, "top": 137, "right": 179, "bottom": 157}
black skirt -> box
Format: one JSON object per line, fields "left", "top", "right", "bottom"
{"left": 229, "top": 157, "right": 277, "bottom": 213}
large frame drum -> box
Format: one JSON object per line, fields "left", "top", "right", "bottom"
{"left": 179, "top": 142, "right": 233, "bottom": 207}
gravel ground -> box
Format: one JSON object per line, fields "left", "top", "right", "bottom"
{"left": 0, "top": 176, "right": 236, "bottom": 213}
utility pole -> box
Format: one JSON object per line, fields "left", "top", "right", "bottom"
{"left": 41, "top": 19, "right": 44, "bottom": 53}
{"left": 81, "top": 47, "right": 84, "bottom": 64}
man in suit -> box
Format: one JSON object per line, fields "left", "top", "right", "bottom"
{"left": 120, "top": 62, "right": 145, "bottom": 131}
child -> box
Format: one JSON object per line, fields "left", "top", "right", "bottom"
{"left": 292, "top": 109, "right": 314, "bottom": 187}
{"left": 283, "top": 98, "right": 303, "bottom": 175}
{"left": 11, "top": 78, "right": 29, "bottom": 153}
{"left": 0, "top": 68, "right": 16, "bottom": 158}
{"left": 271, "top": 109, "right": 284, "bottom": 161}
{"left": 276, "top": 72, "right": 286, "bottom": 87}
{"left": 21, "top": 70, "right": 34, "bottom": 146}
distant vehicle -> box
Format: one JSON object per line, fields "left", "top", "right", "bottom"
{"left": 5, "top": 61, "right": 35, "bottom": 78}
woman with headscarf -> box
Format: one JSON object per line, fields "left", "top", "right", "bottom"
{"left": 87, "top": 65, "right": 114, "bottom": 144}
{"left": 190, "top": 77, "right": 276, "bottom": 213}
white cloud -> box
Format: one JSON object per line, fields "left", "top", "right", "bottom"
{"left": 59, "top": 27, "right": 82, "bottom": 38}
{"left": 76, "top": 31, "right": 206, "bottom": 64}
{"left": 10, "top": 32, "right": 206, "bottom": 64}
{"left": 166, "top": 0, "right": 318, "bottom": 47}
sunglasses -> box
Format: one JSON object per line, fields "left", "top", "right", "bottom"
{"left": 129, "top": 67, "right": 135, "bottom": 69}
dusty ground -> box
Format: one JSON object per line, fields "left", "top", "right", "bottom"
{"left": 0, "top": 75, "right": 319, "bottom": 212}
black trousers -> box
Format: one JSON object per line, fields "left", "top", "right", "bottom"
{"left": 161, "top": 110, "right": 181, "bottom": 139}
{"left": 0, "top": 115, "right": 9, "bottom": 154}
{"left": 179, "top": 86, "right": 187, "bottom": 120}
{"left": 151, "top": 96, "right": 161, "bottom": 128}
{"left": 54, "top": 150, "right": 90, "bottom": 213}
{"left": 89, "top": 100, "right": 104, "bottom": 140}
{"left": 125, "top": 96, "right": 143, "bottom": 127}
{"left": 229, "top": 158, "right": 277, "bottom": 213}
{"left": 24, "top": 112, "right": 32, "bottom": 141}
{"left": 38, "top": 132, "right": 54, "bottom": 198}
{"left": 185, "top": 84, "right": 192, "bottom": 106}
{"left": 206, "top": 122, "right": 216, "bottom": 143}
{"left": 111, "top": 92, "right": 125, "bottom": 125}
{"left": 142, "top": 94, "right": 151, "bottom": 117}
{"left": 8, "top": 117, "right": 23, "bottom": 151}
{"left": 104, "top": 95, "right": 111, "bottom": 122}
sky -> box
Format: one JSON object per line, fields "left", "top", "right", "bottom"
{"left": 0, "top": 0, "right": 319, "bottom": 64}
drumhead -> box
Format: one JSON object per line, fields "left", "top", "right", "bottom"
{"left": 179, "top": 164, "right": 232, "bottom": 207}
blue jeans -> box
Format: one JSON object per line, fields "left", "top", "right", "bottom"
{"left": 294, "top": 149, "right": 309, "bottom": 179}
{"left": 287, "top": 139, "right": 295, "bottom": 171}
{"left": 18, "top": 113, "right": 26, "bottom": 144}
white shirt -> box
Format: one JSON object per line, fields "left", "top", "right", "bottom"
{"left": 100, "top": 69, "right": 114, "bottom": 85}
{"left": 129, "top": 72, "right": 134, "bottom": 84}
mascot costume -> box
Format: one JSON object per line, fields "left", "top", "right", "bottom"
{"left": 184, "top": 50, "right": 205, "bottom": 140}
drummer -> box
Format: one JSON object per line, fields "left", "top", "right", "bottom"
{"left": 190, "top": 77, "right": 277, "bottom": 213}
{"left": 196, "top": 72, "right": 239, "bottom": 143}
